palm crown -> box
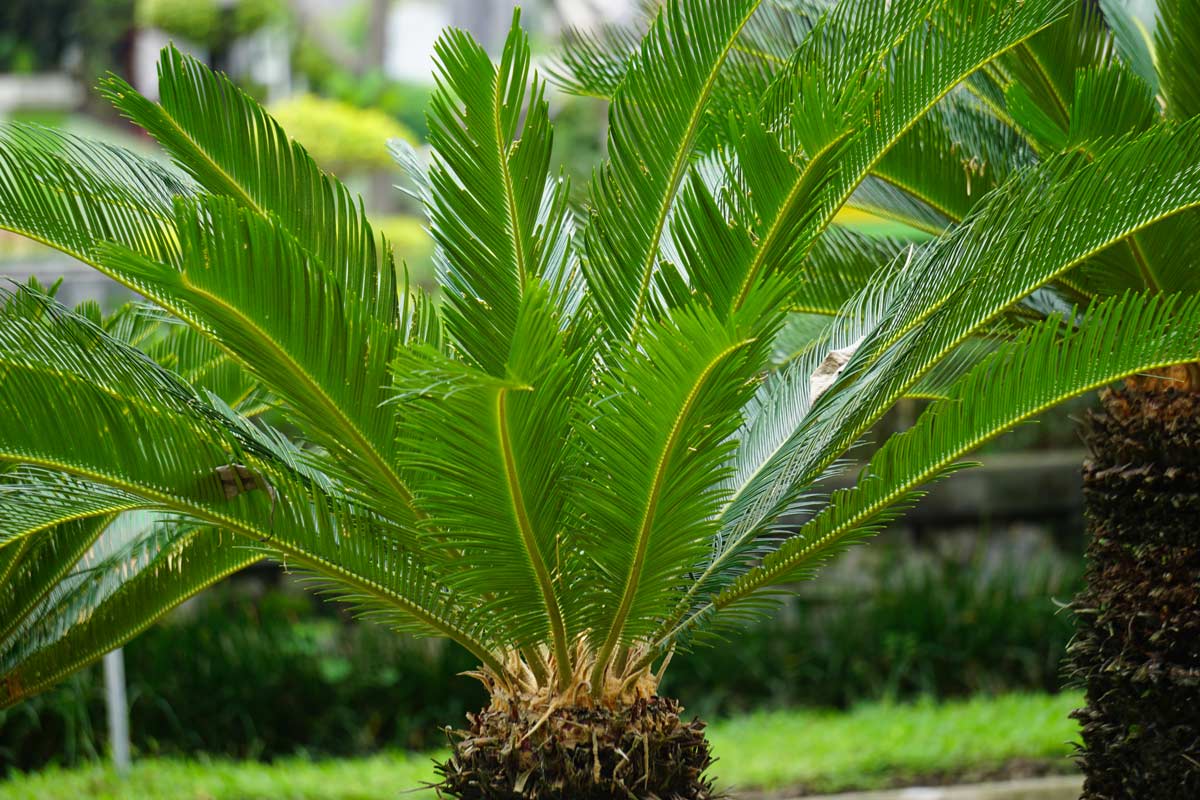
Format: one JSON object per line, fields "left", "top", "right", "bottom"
{"left": 2, "top": 0, "right": 1200, "bottom": 718}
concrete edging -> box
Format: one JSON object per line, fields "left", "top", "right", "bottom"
{"left": 741, "top": 775, "right": 1081, "bottom": 800}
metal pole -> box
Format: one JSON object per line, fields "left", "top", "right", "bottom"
{"left": 103, "top": 648, "right": 131, "bottom": 774}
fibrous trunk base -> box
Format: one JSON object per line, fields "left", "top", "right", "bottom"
{"left": 435, "top": 695, "right": 717, "bottom": 799}
{"left": 1069, "top": 386, "right": 1200, "bottom": 799}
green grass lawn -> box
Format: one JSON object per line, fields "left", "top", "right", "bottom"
{"left": 0, "top": 692, "right": 1081, "bottom": 799}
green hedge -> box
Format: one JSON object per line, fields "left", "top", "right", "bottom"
{"left": 136, "top": 0, "right": 284, "bottom": 45}
{"left": 268, "top": 94, "right": 416, "bottom": 174}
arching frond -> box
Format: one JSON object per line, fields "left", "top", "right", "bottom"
{"left": 712, "top": 290, "right": 1200, "bottom": 612}
{"left": 102, "top": 47, "right": 397, "bottom": 321}
{"left": 393, "top": 287, "right": 585, "bottom": 685}
{"left": 1155, "top": 0, "right": 1200, "bottom": 119}
{"left": 0, "top": 124, "right": 189, "bottom": 294}
{"left": 0, "top": 518, "right": 258, "bottom": 707}
{"left": 581, "top": 0, "right": 763, "bottom": 342}
{"left": 576, "top": 302, "right": 765, "bottom": 689}
{"left": 0, "top": 469, "right": 145, "bottom": 548}
{"left": 104, "top": 303, "right": 266, "bottom": 415}
{"left": 0, "top": 292, "right": 503, "bottom": 677}
{"left": 716, "top": 118, "right": 1200, "bottom": 581}
{"left": 102, "top": 196, "right": 414, "bottom": 526}
{"left": 0, "top": 515, "right": 113, "bottom": 652}
{"left": 548, "top": 22, "right": 645, "bottom": 98}
{"left": 870, "top": 90, "right": 1037, "bottom": 225}
{"left": 1100, "top": 0, "right": 1158, "bottom": 93}
{"left": 698, "top": 0, "right": 1069, "bottom": 321}
{"left": 422, "top": 11, "right": 575, "bottom": 375}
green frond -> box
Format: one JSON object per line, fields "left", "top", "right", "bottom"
{"left": 1155, "top": 0, "right": 1200, "bottom": 119}
{"left": 103, "top": 304, "right": 265, "bottom": 414}
{"left": 733, "top": 0, "right": 826, "bottom": 68}
{"left": 423, "top": 12, "right": 575, "bottom": 375}
{"left": 102, "top": 47, "right": 398, "bottom": 323}
{"left": 903, "top": 333, "right": 1004, "bottom": 400}
{"left": 0, "top": 515, "right": 113, "bottom": 651}
{"left": 0, "top": 292, "right": 505, "bottom": 676}
{"left": 548, "top": 22, "right": 644, "bottom": 98}
{"left": 0, "top": 468, "right": 145, "bottom": 548}
{"left": 0, "top": 518, "right": 259, "bottom": 707}
{"left": 577, "top": 302, "right": 766, "bottom": 686}
{"left": 0, "top": 292, "right": 265, "bottom": 513}
{"left": 962, "top": 68, "right": 1016, "bottom": 127}
{"left": 871, "top": 90, "right": 1036, "bottom": 225}
{"left": 1006, "top": 49, "right": 1160, "bottom": 156}
{"left": 581, "top": 0, "right": 763, "bottom": 342}
{"left": 101, "top": 195, "right": 414, "bottom": 526}
{"left": 392, "top": 287, "right": 585, "bottom": 684}
{"left": 1118, "top": 210, "right": 1200, "bottom": 295}
{"left": 992, "top": 2, "right": 1112, "bottom": 137}
{"left": 713, "top": 290, "right": 1200, "bottom": 610}
{"left": 5, "top": 49, "right": 422, "bottom": 528}
{"left": 714, "top": 117, "right": 1200, "bottom": 584}
{"left": 0, "top": 124, "right": 189, "bottom": 291}
{"left": 771, "top": 312, "right": 836, "bottom": 365}
{"left": 1065, "top": 60, "right": 1159, "bottom": 149}
{"left": 788, "top": 227, "right": 910, "bottom": 316}
{"left": 0, "top": 512, "right": 181, "bottom": 669}
{"left": 1100, "top": 0, "right": 1158, "bottom": 93}
{"left": 712, "top": 0, "right": 1068, "bottom": 318}
{"left": 812, "top": 0, "right": 1067, "bottom": 222}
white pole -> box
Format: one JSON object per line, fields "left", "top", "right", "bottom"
{"left": 103, "top": 648, "right": 131, "bottom": 774}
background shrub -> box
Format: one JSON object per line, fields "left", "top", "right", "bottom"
{"left": 136, "top": 0, "right": 219, "bottom": 45}
{"left": 269, "top": 94, "right": 416, "bottom": 174}
{"left": 664, "top": 544, "right": 1081, "bottom": 717}
{"left": 0, "top": 540, "right": 1079, "bottom": 773}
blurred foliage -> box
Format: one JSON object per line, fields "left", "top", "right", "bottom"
{"left": 1, "top": 0, "right": 83, "bottom": 73}
{"left": 135, "top": 0, "right": 284, "bottom": 47}
{"left": 70, "top": 0, "right": 137, "bottom": 102}
{"left": 291, "top": 31, "right": 433, "bottom": 142}
{"left": 1, "top": 0, "right": 134, "bottom": 79}
{"left": 231, "top": 0, "right": 286, "bottom": 37}
{"left": 0, "top": 544, "right": 1080, "bottom": 771}
{"left": 322, "top": 71, "right": 433, "bottom": 142}
{"left": 548, "top": 94, "right": 607, "bottom": 206}
{"left": 269, "top": 93, "right": 416, "bottom": 172}
{"left": 0, "top": 693, "right": 1082, "bottom": 798}
{"left": 136, "top": 0, "right": 219, "bottom": 45}
{"left": 0, "top": 584, "right": 484, "bottom": 770}
{"left": 665, "top": 543, "right": 1082, "bottom": 718}
{"left": 375, "top": 215, "right": 434, "bottom": 287}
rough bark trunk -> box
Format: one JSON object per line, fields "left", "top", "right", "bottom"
{"left": 1069, "top": 379, "right": 1200, "bottom": 799}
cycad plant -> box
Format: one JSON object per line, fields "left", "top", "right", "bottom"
{"left": 774, "top": 2, "right": 1200, "bottom": 793}
{"left": 3, "top": 2, "right": 1200, "bottom": 797}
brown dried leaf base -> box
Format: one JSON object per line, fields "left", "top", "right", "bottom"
{"left": 434, "top": 695, "right": 720, "bottom": 799}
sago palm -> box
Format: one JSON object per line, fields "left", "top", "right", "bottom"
{"left": 729, "top": 2, "right": 1200, "bottom": 794}
{"left": 3, "top": 2, "right": 1200, "bottom": 797}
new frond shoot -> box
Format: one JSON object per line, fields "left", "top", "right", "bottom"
{"left": 2, "top": 1, "right": 1199, "bottom": 797}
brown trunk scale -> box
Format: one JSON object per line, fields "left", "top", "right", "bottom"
{"left": 1068, "top": 377, "right": 1200, "bottom": 799}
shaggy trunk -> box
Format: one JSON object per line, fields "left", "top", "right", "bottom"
{"left": 1069, "top": 369, "right": 1200, "bottom": 799}
{"left": 434, "top": 648, "right": 718, "bottom": 799}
